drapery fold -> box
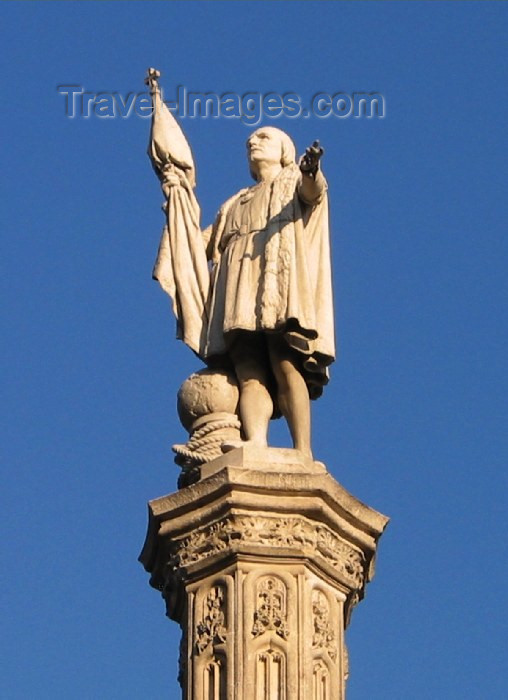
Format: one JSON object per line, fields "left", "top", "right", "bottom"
{"left": 148, "top": 83, "right": 209, "bottom": 356}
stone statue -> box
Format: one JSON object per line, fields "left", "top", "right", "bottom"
{"left": 146, "top": 68, "right": 335, "bottom": 462}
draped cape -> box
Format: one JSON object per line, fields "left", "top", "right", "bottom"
{"left": 204, "top": 165, "right": 335, "bottom": 398}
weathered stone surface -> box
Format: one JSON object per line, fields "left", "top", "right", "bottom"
{"left": 140, "top": 448, "right": 388, "bottom": 699}
{"left": 176, "top": 369, "right": 240, "bottom": 432}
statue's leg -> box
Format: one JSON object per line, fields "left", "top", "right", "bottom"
{"left": 267, "top": 335, "right": 312, "bottom": 459}
{"left": 227, "top": 333, "right": 273, "bottom": 448}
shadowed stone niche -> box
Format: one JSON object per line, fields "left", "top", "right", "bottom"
{"left": 139, "top": 448, "right": 388, "bottom": 699}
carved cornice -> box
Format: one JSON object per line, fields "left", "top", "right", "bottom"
{"left": 169, "top": 514, "right": 365, "bottom": 589}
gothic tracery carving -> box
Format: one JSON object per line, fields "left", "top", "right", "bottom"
{"left": 195, "top": 586, "right": 227, "bottom": 654}
{"left": 252, "top": 576, "right": 289, "bottom": 640}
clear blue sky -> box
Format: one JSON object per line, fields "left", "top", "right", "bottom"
{"left": 2, "top": 2, "right": 507, "bottom": 698}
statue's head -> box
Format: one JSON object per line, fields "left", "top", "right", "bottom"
{"left": 247, "top": 127, "right": 296, "bottom": 181}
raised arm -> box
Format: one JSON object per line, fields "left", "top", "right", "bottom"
{"left": 146, "top": 67, "right": 196, "bottom": 189}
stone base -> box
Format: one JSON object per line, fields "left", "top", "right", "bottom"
{"left": 140, "top": 448, "right": 388, "bottom": 700}
{"left": 200, "top": 445, "right": 326, "bottom": 479}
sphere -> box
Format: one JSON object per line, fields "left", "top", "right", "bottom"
{"left": 177, "top": 369, "right": 239, "bottom": 431}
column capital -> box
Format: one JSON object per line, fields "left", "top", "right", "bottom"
{"left": 140, "top": 447, "right": 388, "bottom": 619}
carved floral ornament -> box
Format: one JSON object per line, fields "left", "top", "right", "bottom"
{"left": 252, "top": 576, "right": 289, "bottom": 640}
{"left": 195, "top": 585, "right": 227, "bottom": 654}
{"left": 170, "top": 514, "right": 365, "bottom": 588}
{"left": 311, "top": 590, "right": 337, "bottom": 661}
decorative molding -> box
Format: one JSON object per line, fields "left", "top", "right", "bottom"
{"left": 343, "top": 643, "right": 350, "bottom": 683}
{"left": 312, "top": 659, "right": 330, "bottom": 700}
{"left": 177, "top": 631, "right": 187, "bottom": 688}
{"left": 195, "top": 586, "right": 227, "bottom": 654}
{"left": 203, "top": 659, "right": 224, "bottom": 700}
{"left": 344, "top": 590, "right": 361, "bottom": 628}
{"left": 256, "top": 649, "right": 285, "bottom": 700}
{"left": 311, "top": 590, "right": 337, "bottom": 661}
{"left": 171, "top": 515, "right": 365, "bottom": 588}
{"left": 252, "top": 576, "right": 289, "bottom": 640}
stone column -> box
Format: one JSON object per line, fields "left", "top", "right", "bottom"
{"left": 139, "top": 447, "right": 388, "bottom": 700}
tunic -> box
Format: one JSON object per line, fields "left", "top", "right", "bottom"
{"left": 204, "top": 164, "right": 335, "bottom": 399}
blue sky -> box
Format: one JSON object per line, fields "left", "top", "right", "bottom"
{"left": 1, "top": 1, "right": 507, "bottom": 698}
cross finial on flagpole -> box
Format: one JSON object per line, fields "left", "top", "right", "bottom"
{"left": 145, "top": 67, "right": 161, "bottom": 93}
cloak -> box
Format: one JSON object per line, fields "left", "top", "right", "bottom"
{"left": 204, "top": 164, "right": 335, "bottom": 399}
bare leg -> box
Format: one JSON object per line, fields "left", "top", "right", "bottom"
{"left": 268, "top": 336, "right": 312, "bottom": 458}
{"left": 226, "top": 336, "right": 273, "bottom": 448}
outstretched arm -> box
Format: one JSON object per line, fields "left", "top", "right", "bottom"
{"left": 298, "top": 140, "right": 326, "bottom": 205}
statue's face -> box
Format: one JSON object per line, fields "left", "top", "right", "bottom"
{"left": 247, "top": 128, "right": 283, "bottom": 168}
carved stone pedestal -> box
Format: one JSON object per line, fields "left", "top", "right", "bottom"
{"left": 140, "top": 447, "right": 388, "bottom": 700}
